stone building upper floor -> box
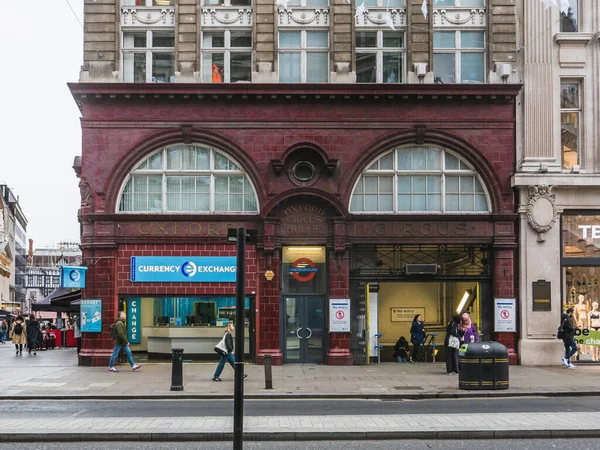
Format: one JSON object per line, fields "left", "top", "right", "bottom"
{"left": 80, "top": 0, "right": 517, "bottom": 84}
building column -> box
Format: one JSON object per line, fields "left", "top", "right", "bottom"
{"left": 327, "top": 244, "right": 352, "bottom": 365}
{"left": 492, "top": 243, "right": 518, "bottom": 364}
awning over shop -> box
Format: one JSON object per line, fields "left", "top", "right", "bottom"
{"left": 31, "top": 288, "right": 75, "bottom": 312}
{"left": 50, "top": 290, "right": 81, "bottom": 310}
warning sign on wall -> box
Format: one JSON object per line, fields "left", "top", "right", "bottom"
{"left": 494, "top": 298, "right": 516, "bottom": 332}
{"left": 330, "top": 299, "right": 350, "bottom": 332}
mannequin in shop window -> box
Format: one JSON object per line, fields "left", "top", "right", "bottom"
{"left": 212, "top": 64, "right": 223, "bottom": 83}
{"left": 588, "top": 302, "right": 600, "bottom": 362}
{"left": 575, "top": 294, "right": 590, "bottom": 356}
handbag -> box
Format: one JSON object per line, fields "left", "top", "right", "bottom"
{"left": 448, "top": 335, "right": 460, "bottom": 349}
{"left": 557, "top": 319, "right": 566, "bottom": 340}
{"left": 214, "top": 333, "right": 228, "bottom": 356}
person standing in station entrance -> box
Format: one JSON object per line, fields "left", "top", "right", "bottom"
{"left": 561, "top": 307, "right": 579, "bottom": 369}
{"left": 108, "top": 311, "right": 142, "bottom": 373}
{"left": 410, "top": 314, "right": 426, "bottom": 363}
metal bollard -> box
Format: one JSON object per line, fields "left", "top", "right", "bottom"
{"left": 264, "top": 354, "right": 273, "bottom": 389}
{"left": 170, "top": 348, "right": 184, "bottom": 391}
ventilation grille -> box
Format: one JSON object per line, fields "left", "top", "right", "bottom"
{"left": 405, "top": 264, "right": 438, "bottom": 275}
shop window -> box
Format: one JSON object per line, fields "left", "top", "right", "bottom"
{"left": 561, "top": 81, "right": 581, "bottom": 170}
{"left": 433, "top": 30, "right": 485, "bottom": 84}
{"left": 122, "top": 31, "right": 175, "bottom": 83}
{"left": 560, "top": 0, "right": 579, "bottom": 32}
{"left": 356, "top": 31, "right": 405, "bottom": 84}
{"left": 151, "top": 297, "right": 250, "bottom": 327}
{"left": 350, "top": 146, "right": 490, "bottom": 213}
{"left": 201, "top": 31, "right": 252, "bottom": 83}
{"left": 279, "top": 31, "right": 329, "bottom": 83}
{"left": 118, "top": 144, "right": 259, "bottom": 213}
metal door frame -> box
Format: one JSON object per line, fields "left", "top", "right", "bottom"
{"left": 280, "top": 295, "right": 325, "bottom": 364}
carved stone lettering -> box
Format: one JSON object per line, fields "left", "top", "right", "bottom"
{"left": 354, "top": 221, "right": 484, "bottom": 238}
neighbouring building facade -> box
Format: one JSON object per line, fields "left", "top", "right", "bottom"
{"left": 0, "top": 184, "right": 27, "bottom": 314}
{"left": 73, "top": 0, "right": 523, "bottom": 367}
{"left": 513, "top": 1, "right": 600, "bottom": 365}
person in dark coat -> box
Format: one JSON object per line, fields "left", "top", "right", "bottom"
{"left": 410, "top": 314, "right": 426, "bottom": 362}
{"left": 212, "top": 322, "right": 248, "bottom": 381}
{"left": 26, "top": 314, "right": 41, "bottom": 355}
{"left": 445, "top": 314, "right": 465, "bottom": 375}
{"left": 561, "top": 307, "right": 578, "bottom": 369}
{"left": 393, "top": 336, "right": 410, "bottom": 363}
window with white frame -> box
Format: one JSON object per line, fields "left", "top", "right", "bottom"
{"left": 279, "top": 30, "right": 329, "bottom": 83}
{"left": 363, "top": 0, "right": 404, "bottom": 6}
{"left": 201, "top": 31, "right": 252, "bottom": 83}
{"left": 350, "top": 146, "right": 490, "bottom": 213}
{"left": 122, "top": 0, "right": 175, "bottom": 6}
{"left": 202, "top": 0, "right": 251, "bottom": 7}
{"left": 122, "top": 31, "right": 175, "bottom": 83}
{"left": 561, "top": 81, "right": 581, "bottom": 170}
{"left": 433, "top": 30, "right": 485, "bottom": 84}
{"left": 434, "top": 0, "right": 484, "bottom": 6}
{"left": 356, "top": 31, "right": 405, "bottom": 83}
{"left": 118, "top": 144, "right": 259, "bottom": 213}
{"left": 560, "top": 0, "right": 579, "bottom": 32}
{"left": 287, "top": 0, "right": 329, "bottom": 7}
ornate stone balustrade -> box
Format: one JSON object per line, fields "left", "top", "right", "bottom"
{"left": 277, "top": 7, "right": 329, "bottom": 28}
{"left": 201, "top": 7, "right": 253, "bottom": 27}
{"left": 121, "top": 7, "right": 175, "bottom": 27}
{"left": 432, "top": 8, "right": 486, "bottom": 28}
{"left": 355, "top": 8, "right": 406, "bottom": 29}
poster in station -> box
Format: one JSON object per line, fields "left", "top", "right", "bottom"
{"left": 80, "top": 299, "right": 102, "bottom": 333}
{"left": 494, "top": 298, "right": 516, "bottom": 332}
{"left": 330, "top": 299, "right": 350, "bottom": 332}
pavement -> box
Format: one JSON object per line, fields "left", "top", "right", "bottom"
{"left": 3, "top": 342, "right": 600, "bottom": 441}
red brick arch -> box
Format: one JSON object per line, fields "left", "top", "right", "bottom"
{"left": 340, "top": 128, "right": 506, "bottom": 214}
{"left": 104, "top": 128, "right": 266, "bottom": 214}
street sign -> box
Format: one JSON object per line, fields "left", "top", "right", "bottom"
{"left": 494, "top": 298, "right": 516, "bottom": 332}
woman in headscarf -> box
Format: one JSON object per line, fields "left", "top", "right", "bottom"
{"left": 461, "top": 312, "right": 479, "bottom": 344}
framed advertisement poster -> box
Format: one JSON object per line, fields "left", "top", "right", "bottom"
{"left": 80, "top": 299, "right": 102, "bottom": 333}
{"left": 330, "top": 299, "right": 350, "bottom": 332}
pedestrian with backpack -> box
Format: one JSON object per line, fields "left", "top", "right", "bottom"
{"left": 11, "top": 315, "right": 26, "bottom": 355}
{"left": 108, "top": 311, "right": 141, "bottom": 373}
{"left": 560, "top": 307, "right": 579, "bottom": 369}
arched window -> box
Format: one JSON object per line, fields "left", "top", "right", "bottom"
{"left": 350, "top": 146, "right": 490, "bottom": 213}
{"left": 118, "top": 144, "right": 259, "bottom": 213}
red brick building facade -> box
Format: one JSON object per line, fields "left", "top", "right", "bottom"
{"left": 71, "top": 83, "right": 521, "bottom": 367}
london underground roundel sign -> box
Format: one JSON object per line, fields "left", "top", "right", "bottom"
{"left": 289, "top": 258, "right": 319, "bottom": 282}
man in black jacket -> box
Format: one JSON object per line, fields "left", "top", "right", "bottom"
{"left": 561, "top": 307, "right": 579, "bottom": 369}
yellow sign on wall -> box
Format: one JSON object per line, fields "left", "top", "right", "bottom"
{"left": 391, "top": 307, "right": 425, "bottom": 322}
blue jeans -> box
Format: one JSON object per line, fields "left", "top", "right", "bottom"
{"left": 1, "top": 331, "right": 6, "bottom": 341}
{"left": 109, "top": 344, "right": 135, "bottom": 368}
{"left": 213, "top": 353, "right": 235, "bottom": 379}
{"left": 563, "top": 338, "right": 578, "bottom": 360}
{"left": 396, "top": 356, "right": 407, "bottom": 363}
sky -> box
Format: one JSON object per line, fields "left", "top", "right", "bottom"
{"left": 1, "top": 1, "right": 84, "bottom": 248}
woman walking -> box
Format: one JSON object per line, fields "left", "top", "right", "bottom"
{"left": 212, "top": 322, "right": 248, "bottom": 382}
{"left": 1, "top": 320, "right": 7, "bottom": 343}
{"left": 26, "top": 314, "right": 41, "bottom": 355}
{"left": 409, "top": 314, "right": 426, "bottom": 362}
{"left": 11, "top": 315, "right": 27, "bottom": 355}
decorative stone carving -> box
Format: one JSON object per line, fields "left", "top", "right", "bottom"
{"left": 201, "top": 7, "right": 253, "bottom": 26}
{"left": 355, "top": 8, "right": 405, "bottom": 28}
{"left": 0, "top": 206, "right": 4, "bottom": 243}
{"left": 121, "top": 7, "right": 175, "bottom": 27}
{"left": 79, "top": 179, "right": 93, "bottom": 208}
{"left": 432, "top": 8, "right": 485, "bottom": 27}
{"left": 278, "top": 8, "right": 329, "bottom": 27}
{"left": 527, "top": 185, "right": 557, "bottom": 243}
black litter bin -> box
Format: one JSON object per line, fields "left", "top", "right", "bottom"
{"left": 458, "top": 341, "right": 509, "bottom": 390}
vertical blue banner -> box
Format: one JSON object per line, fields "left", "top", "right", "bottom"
{"left": 127, "top": 298, "right": 141, "bottom": 344}
{"left": 80, "top": 299, "right": 102, "bottom": 333}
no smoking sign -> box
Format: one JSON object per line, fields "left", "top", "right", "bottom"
{"left": 500, "top": 310, "right": 510, "bottom": 319}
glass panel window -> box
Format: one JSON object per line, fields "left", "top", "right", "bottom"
{"left": 434, "top": 30, "right": 485, "bottom": 84}
{"left": 201, "top": 31, "right": 252, "bottom": 83}
{"left": 434, "top": 0, "right": 485, "bottom": 5}
{"left": 560, "top": 0, "right": 579, "bottom": 32}
{"left": 350, "top": 147, "right": 490, "bottom": 213}
{"left": 122, "top": 31, "right": 174, "bottom": 83}
{"left": 122, "top": 0, "right": 175, "bottom": 5}
{"left": 202, "top": 0, "right": 251, "bottom": 6}
{"left": 356, "top": 30, "right": 405, "bottom": 84}
{"left": 119, "top": 145, "right": 259, "bottom": 213}
{"left": 561, "top": 81, "right": 581, "bottom": 170}
{"left": 279, "top": 31, "right": 329, "bottom": 83}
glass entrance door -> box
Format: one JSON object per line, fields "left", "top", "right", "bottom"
{"left": 283, "top": 296, "right": 324, "bottom": 363}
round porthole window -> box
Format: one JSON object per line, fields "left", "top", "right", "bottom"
{"left": 293, "top": 162, "right": 316, "bottom": 183}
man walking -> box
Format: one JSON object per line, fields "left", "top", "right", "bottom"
{"left": 561, "top": 307, "right": 578, "bottom": 369}
{"left": 108, "top": 311, "right": 141, "bottom": 373}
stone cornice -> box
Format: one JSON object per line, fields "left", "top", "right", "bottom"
{"left": 69, "top": 83, "right": 522, "bottom": 109}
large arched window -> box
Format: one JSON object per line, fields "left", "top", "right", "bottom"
{"left": 118, "top": 144, "right": 259, "bottom": 213}
{"left": 350, "top": 146, "right": 490, "bottom": 213}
